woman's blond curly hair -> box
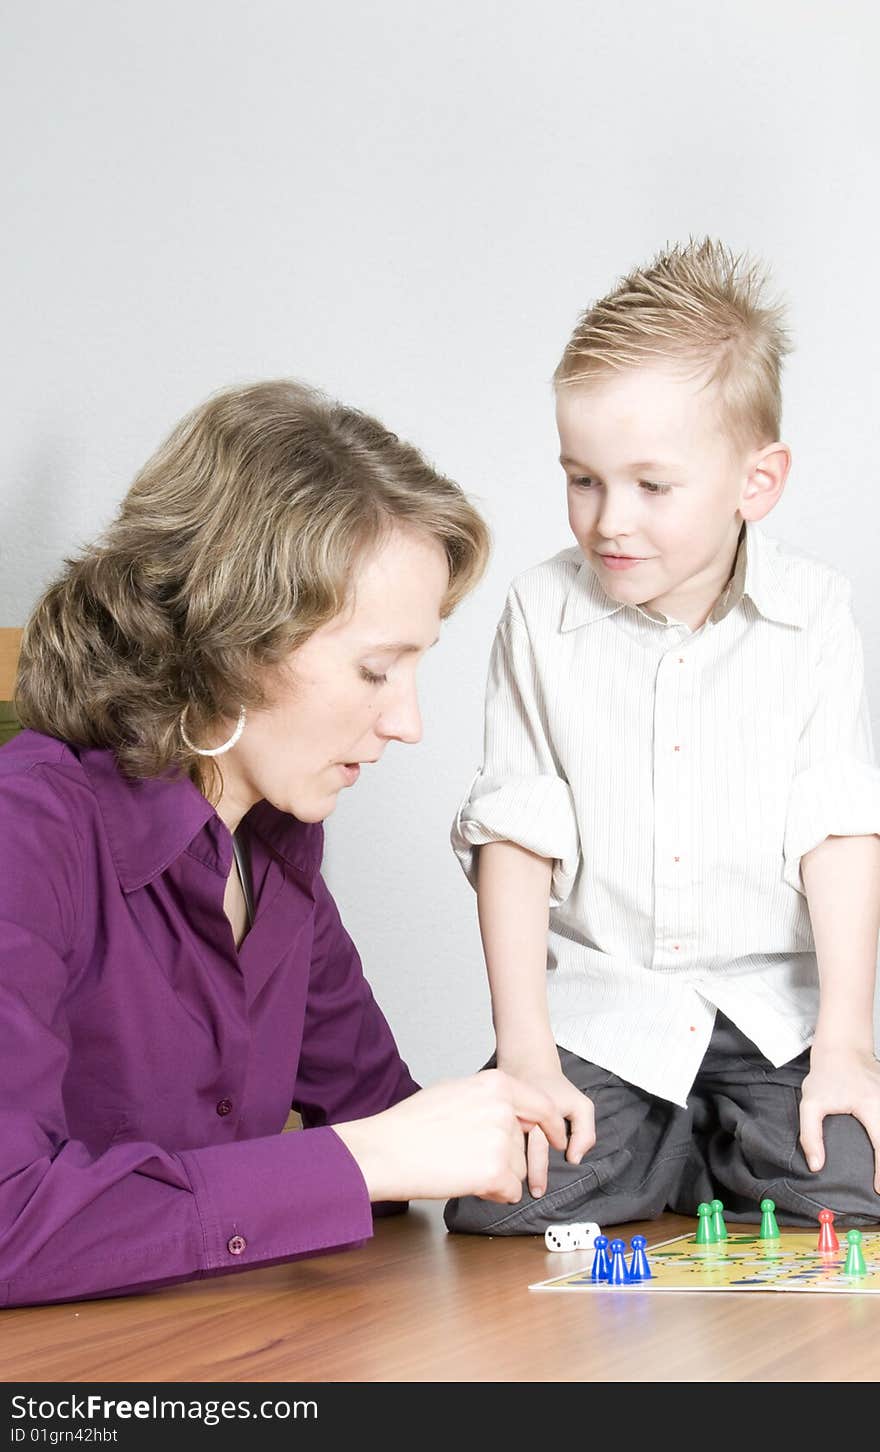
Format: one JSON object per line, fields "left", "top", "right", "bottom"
{"left": 15, "top": 379, "right": 490, "bottom": 794}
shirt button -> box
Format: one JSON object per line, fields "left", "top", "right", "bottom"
{"left": 673, "top": 856, "right": 680, "bottom": 862}
{"left": 216, "top": 1098, "right": 233, "bottom": 1117}
{"left": 673, "top": 744, "right": 681, "bottom": 752}
{"left": 678, "top": 657, "right": 685, "bottom": 664}
{"left": 673, "top": 944, "right": 681, "bottom": 951}
{"left": 227, "top": 1235, "right": 247, "bottom": 1256}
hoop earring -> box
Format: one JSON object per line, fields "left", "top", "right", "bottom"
{"left": 180, "top": 705, "right": 246, "bottom": 757}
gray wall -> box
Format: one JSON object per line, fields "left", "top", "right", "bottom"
{"left": 2, "top": 0, "right": 878, "bottom": 1080}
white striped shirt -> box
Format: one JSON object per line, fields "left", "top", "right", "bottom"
{"left": 451, "top": 523, "right": 880, "bottom": 1105}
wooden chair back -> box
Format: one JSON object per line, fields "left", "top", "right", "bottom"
{"left": 0, "top": 628, "right": 23, "bottom": 699}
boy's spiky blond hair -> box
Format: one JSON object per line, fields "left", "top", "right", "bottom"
{"left": 554, "top": 238, "right": 791, "bottom": 450}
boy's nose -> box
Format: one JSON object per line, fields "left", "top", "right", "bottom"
{"left": 596, "top": 500, "right": 636, "bottom": 539}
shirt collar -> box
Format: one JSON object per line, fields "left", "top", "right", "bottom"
{"left": 561, "top": 522, "right": 806, "bottom": 633}
{"left": 705, "top": 522, "right": 749, "bottom": 622}
{"left": 79, "top": 746, "right": 322, "bottom": 892}
{"left": 246, "top": 799, "right": 325, "bottom": 882}
{"left": 737, "top": 521, "right": 807, "bottom": 628}
{"left": 560, "top": 553, "right": 625, "bottom": 631}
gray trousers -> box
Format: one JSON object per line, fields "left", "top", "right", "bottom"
{"left": 444, "top": 1012, "right": 880, "bottom": 1234}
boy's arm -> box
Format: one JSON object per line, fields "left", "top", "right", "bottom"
{"left": 783, "top": 578, "right": 880, "bottom": 894}
{"left": 477, "top": 840, "right": 596, "bottom": 1196}
{"left": 455, "top": 595, "right": 592, "bottom": 1196}
{"left": 452, "top": 602, "right": 581, "bottom": 905}
{"left": 477, "top": 840, "right": 556, "bottom": 1068}
{"left": 784, "top": 580, "right": 880, "bottom": 1188}
{"left": 799, "top": 832, "right": 880, "bottom": 1189}
{"left": 803, "top": 834, "right": 880, "bottom": 1056}
{"left": 451, "top": 596, "right": 593, "bottom": 1195}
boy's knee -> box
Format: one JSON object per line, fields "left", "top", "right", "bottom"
{"left": 812, "top": 1113, "right": 880, "bottom": 1217}
{"left": 444, "top": 1190, "right": 563, "bottom": 1237}
{"left": 445, "top": 1160, "right": 606, "bottom": 1236}
{"left": 443, "top": 1194, "right": 503, "bottom": 1235}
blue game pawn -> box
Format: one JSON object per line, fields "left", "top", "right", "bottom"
{"left": 628, "top": 1234, "right": 653, "bottom": 1281}
{"left": 590, "top": 1234, "right": 611, "bottom": 1281}
{"left": 608, "top": 1237, "right": 629, "bottom": 1284}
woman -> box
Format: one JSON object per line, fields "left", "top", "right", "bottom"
{"left": 0, "top": 380, "right": 564, "bottom": 1307}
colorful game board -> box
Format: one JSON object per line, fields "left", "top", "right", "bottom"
{"left": 530, "top": 1228, "right": 880, "bottom": 1294}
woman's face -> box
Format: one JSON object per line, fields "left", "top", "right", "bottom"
{"left": 214, "top": 527, "right": 450, "bottom": 830}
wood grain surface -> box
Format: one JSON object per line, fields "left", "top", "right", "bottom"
{"left": 3, "top": 1203, "right": 880, "bottom": 1383}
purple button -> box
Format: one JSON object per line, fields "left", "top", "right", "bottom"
{"left": 227, "top": 1235, "right": 247, "bottom": 1256}
{"left": 216, "top": 1098, "right": 233, "bottom": 1117}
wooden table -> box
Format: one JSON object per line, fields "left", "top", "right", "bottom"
{"left": 2, "top": 1203, "right": 879, "bottom": 1383}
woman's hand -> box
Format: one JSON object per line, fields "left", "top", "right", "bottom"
{"left": 332, "top": 1070, "right": 567, "bottom": 1204}
{"left": 498, "top": 1057, "right": 596, "bottom": 1198}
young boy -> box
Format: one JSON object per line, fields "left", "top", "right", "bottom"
{"left": 446, "top": 239, "right": 880, "bottom": 1234}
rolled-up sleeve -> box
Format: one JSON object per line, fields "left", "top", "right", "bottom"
{"left": 451, "top": 603, "right": 580, "bottom": 905}
{"left": 783, "top": 581, "right": 880, "bottom": 893}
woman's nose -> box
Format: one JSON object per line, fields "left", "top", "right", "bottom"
{"left": 378, "top": 682, "right": 423, "bottom": 745}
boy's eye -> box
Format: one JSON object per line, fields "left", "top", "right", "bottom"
{"left": 360, "top": 667, "right": 388, "bottom": 686}
{"left": 569, "top": 476, "right": 671, "bottom": 495}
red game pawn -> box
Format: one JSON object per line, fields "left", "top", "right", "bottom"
{"left": 817, "top": 1209, "right": 839, "bottom": 1253}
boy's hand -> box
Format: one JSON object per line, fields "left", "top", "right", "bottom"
{"left": 497, "top": 1059, "right": 596, "bottom": 1198}
{"left": 799, "top": 1046, "right": 880, "bottom": 1193}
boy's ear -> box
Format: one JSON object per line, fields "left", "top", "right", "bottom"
{"left": 739, "top": 442, "right": 791, "bottom": 522}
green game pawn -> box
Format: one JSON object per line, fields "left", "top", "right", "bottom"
{"left": 844, "top": 1229, "right": 867, "bottom": 1277}
{"left": 759, "top": 1197, "right": 780, "bottom": 1240}
{"left": 695, "top": 1202, "right": 717, "bottom": 1244}
{"left": 710, "top": 1198, "right": 728, "bottom": 1241}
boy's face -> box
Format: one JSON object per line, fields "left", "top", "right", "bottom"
{"left": 556, "top": 365, "right": 761, "bottom": 625}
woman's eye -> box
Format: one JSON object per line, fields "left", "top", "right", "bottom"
{"left": 360, "top": 667, "right": 388, "bottom": 686}
{"left": 640, "top": 481, "right": 672, "bottom": 495}
{"left": 570, "top": 476, "right": 597, "bottom": 489}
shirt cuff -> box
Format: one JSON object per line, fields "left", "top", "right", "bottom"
{"left": 180, "top": 1125, "right": 374, "bottom": 1271}
{"left": 783, "top": 756, "right": 880, "bottom": 894}
{"left": 451, "top": 770, "right": 580, "bottom": 905}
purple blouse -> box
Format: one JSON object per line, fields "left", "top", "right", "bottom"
{"left": 0, "top": 730, "right": 419, "bottom": 1307}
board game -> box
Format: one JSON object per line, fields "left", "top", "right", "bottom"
{"left": 530, "top": 1228, "right": 880, "bottom": 1294}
